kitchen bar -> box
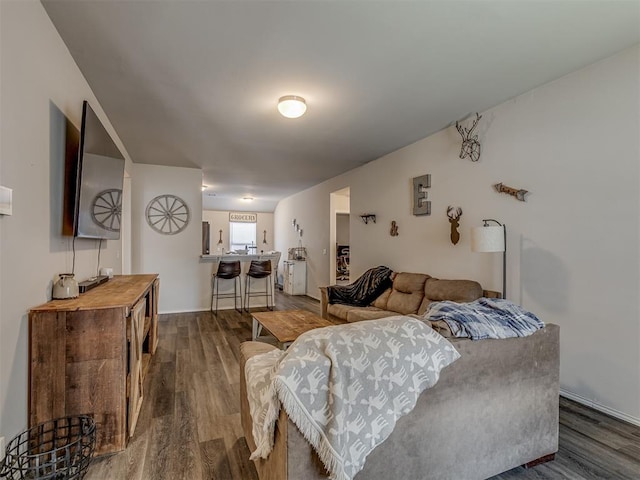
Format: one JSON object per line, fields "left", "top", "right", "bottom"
{"left": 200, "top": 252, "right": 281, "bottom": 309}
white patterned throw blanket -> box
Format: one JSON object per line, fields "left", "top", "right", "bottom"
{"left": 245, "top": 316, "right": 460, "bottom": 480}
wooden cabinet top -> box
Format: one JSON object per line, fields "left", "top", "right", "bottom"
{"left": 30, "top": 274, "right": 158, "bottom": 312}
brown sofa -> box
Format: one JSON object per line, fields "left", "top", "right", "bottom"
{"left": 240, "top": 323, "right": 560, "bottom": 480}
{"left": 320, "top": 272, "right": 495, "bottom": 323}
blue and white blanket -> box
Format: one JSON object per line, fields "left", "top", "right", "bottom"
{"left": 424, "top": 298, "right": 544, "bottom": 340}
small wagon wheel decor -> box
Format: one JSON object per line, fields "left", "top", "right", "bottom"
{"left": 91, "top": 188, "right": 122, "bottom": 232}
{"left": 145, "top": 194, "right": 190, "bottom": 235}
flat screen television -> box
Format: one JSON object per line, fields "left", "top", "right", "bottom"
{"left": 63, "top": 101, "right": 125, "bottom": 240}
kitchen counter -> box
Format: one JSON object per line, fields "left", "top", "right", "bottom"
{"left": 200, "top": 252, "right": 280, "bottom": 262}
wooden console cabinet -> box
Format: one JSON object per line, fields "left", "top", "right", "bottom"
{"left": 29, "top": 274, "right": 159, "bottom": 455}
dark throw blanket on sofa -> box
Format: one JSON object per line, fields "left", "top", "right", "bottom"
{"left": 327, "top": 265, "right": 393, "bottom": 306}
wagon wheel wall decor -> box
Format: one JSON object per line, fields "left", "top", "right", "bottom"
{"left": 91, "top": 189, "right": 122, "bottom": 232}
{"left": 145, "top": 194, "right": 191, "bottom": 235}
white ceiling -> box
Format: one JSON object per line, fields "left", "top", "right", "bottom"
{"left": 42, "top": 0, "right": 640, "bottom": 212}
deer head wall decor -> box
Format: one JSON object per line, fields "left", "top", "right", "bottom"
{"left": 447, "top": 206, "right": 463, "bottom": 245}
{"left": 455, "top": 113, "right": 482, "bottom": 162}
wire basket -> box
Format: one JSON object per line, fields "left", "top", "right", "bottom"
{"left": 288, "top": 247, "right": 307, "bottom": 261}
{"left": 0, "top": 416, "right": 96, "bottom": 480}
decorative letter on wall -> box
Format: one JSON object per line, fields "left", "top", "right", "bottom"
{"left": 412, "top": 174, "right": 431, "bottom": 216}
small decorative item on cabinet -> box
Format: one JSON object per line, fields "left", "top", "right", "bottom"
{"left": 360, "top": 214, "right": 376, "bottom": 224}
{"left": 390, "top": 221, "right": 399, "bottom": 237}
{"left": 447, "top": 206, "right": 463, "bottom": 245}
{"left": 288, "top": 247, "right": 307, "bottom": 261}
{"left": 494, "top": 183, "right": 529, "bottom": 202}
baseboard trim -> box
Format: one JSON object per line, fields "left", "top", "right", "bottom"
{"left": 160, "top": 305, "right": 271, "bottom": 314}
{"left": 560, "top": 389, "right": 640, "bottom": 427}
{"left": 160, "top": 308, "right": 209, "bottom": 314}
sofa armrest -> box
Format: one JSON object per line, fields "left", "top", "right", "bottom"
{"left": 319, "top": 286, "right": 329, "bottom": 319}
{"left": 483, "top": 289, "right": 502, "bottom": 299}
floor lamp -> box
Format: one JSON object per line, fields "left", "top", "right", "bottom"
{"left": 471, "top": 219, "right": 506, "bottom": 299}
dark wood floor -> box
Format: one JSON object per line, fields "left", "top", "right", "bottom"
{"left": 85, "top": 292, "right": 640, "bottom": 480}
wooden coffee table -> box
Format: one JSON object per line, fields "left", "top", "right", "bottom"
{"left": 251, "top": 309, "right": 334, "bottom": 349}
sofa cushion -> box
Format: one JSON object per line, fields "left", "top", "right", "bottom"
{"left": 417, "top": 278, "right": 483, "bottom": 315}
{"left": 327, "top": 303, "right": 359, "bottom": 320}
{"left": 386, "top": 273, "right": 429, "bottom": 315}
{"left": 346, "top": 307, "right": 395, "bottom": 322}
{"left": 371, "top": 287, "right": 392, "bottom": 309}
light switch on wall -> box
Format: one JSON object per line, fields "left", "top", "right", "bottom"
{"left": 323, "top": 248, "right": 327, "bottom": 255}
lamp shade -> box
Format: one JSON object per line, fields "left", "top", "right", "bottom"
{"left": 277, "top": 95, "right": 307, "bottom": 118}
{"left": 471, "top": 225, "right": 505, "bottom": 253}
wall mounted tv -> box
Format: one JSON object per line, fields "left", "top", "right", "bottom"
{"left": 63, "top": 101, "right": 125, "bottom": 240}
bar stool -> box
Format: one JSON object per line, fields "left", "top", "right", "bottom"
{"left": 211, "top": 260, "right": 242, "bottom": 315}
{"left": 244, "top": 260, "right": 273, "bottom": 312}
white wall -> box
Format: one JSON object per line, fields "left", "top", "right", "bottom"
{"left": 131, "top": 164, "right": 202, "bottom": 313}
{"left": 275, "top": 46, "right": 640, "bottom": 424}
{"left": 0, "top": 2, "right": 133, "bottom": 441}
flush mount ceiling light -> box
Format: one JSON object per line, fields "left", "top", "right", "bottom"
{"left": 242, "top": 196, "right": 254, "bottom": 202}
{"left": 277, "top": 95, "right": 307, "bottom": 118}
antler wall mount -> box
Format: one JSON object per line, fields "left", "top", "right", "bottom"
{"left": 455, "top": 113, "right": 482, "bottom": 162}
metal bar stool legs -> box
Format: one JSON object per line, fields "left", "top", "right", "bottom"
{"left": 211, "top": 261, "right": 243, "bottom": 315}
{"left": 244, "top": 260, "right": 273, "bottom": 312}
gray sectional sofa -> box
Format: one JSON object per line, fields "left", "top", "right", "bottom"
{"left": 240, "top": 323, "right": 560, "bottom": 480}
{"left": 240, "top": 271, "right": 559, "bottom": 479}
